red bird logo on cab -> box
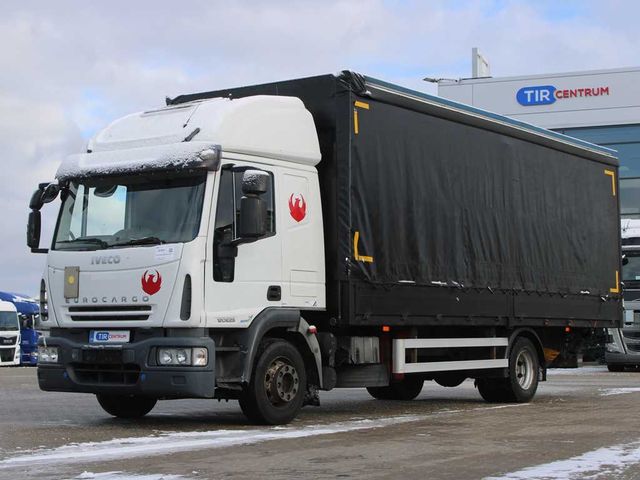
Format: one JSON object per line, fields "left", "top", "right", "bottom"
{"left": 288, "top": 194, "right": 306, "bottom": 222}
{"left": 141, "top": 269, "right": 162, "bottom": 295}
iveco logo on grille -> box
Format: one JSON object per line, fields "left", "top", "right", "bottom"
{"left": 91, "top": 255, "right": 121, "bottom": 265}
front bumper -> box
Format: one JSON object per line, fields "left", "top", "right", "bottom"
{"left": 37, "top": 333, "right": 215, "bottom": 398}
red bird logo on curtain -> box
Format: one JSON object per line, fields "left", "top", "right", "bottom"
{"left": 288, "top": 193, "right": 306, "bottom": 222}
{"left": 141, "top": 269, "right": 162, "bottom": 295}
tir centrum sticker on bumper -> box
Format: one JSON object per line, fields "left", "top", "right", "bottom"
{"left": 89, "top": 330, "right": 131, "bottom": 343}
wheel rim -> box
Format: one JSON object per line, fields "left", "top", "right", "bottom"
{"left": 515, "top": 349, "right": 535, "bottom": 390}
{"left": 264, "top": 356, "right": 300, "bottom": 407}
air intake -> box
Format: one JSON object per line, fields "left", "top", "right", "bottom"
{"left": 180, "top": 274, "right": 192, "bottom": 320}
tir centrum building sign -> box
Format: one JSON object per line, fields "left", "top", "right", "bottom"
{"left": 516, "top": 85, "right": 611, "bottom": 106}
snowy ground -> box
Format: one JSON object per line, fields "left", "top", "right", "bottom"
{"left": 2, "top": 365, "right": 640, "bottom": 479}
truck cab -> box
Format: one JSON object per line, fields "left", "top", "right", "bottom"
{"left": 0, "top": 300, "right": 21, "bottom": 366}
{"left": 30, "top": 96, "right": 325, "bottom": 422}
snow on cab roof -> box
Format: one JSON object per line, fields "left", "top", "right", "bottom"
{"left": 57, "top": 96, "right": 321, "bottom": 180}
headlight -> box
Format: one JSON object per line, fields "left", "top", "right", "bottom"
{"left": 157, "top": 347, "right": 208, "bottom": 366}
{"left": 38, "top": 346, "right": 59, "bottom": 363}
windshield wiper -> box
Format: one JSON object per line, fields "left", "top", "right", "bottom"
{"left": 57, "top": 238, "right": 109, "bottom": 249}
{"left": 108, "top": 236, "right": 165, "bottom": 248}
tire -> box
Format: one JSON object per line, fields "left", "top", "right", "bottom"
{"left": 607, "top": 364, "right": 625, "bottom": 372}
{"left": 239, "top": 339, "right": 307, "bottom": 425}
{"left": 367, "top": 377, "right": 424, "bottom": 401}
{"left": 96, "top": 394, "right": 157, "bottom": 419}
{"left": 434, "top": 374, "right": 466, "bottom": 388}
{"left": 477, "top": 337, "right": 539, "bottom": 403}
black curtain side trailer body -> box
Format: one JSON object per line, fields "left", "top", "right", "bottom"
{"left": 171, "top": 71, "right": 621, "bottom": 329}
{"left": 171, "top": 71, "right": 621, "bottom": 398}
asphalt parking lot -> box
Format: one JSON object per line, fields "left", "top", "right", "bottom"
{"left": 2, "top": 365, "right": 640, "bottom": 479}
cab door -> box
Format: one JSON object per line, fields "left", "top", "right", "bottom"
{"left": 204, "top": 161, "right": 283, "bottom": 326}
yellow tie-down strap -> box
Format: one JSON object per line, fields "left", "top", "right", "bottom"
{"left": 353, "top": 230, "right": 373, "bottom": 263}
{"left": 604, "top": 169, "right": 616, "bottom": 196}
{"left": 610, "top": 270, "right": 620, "bottom": 294}
{"left": 353, "top": 101, "right": 370, "bottom": 135}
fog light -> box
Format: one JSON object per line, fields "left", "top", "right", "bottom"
{"left": 38, "top": 346, "right": 59, "bottom": 363}
{"left": 192, "top": 347, "right": 208, "bottom": 366}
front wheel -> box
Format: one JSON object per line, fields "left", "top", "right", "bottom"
{"left": 367, "top": 377, "right": 424, "bottom": 400}
{"left": 476, "top": 337, "right": 539, "bottom": 403}
{"left": 607, "top": 364, "right": 625, "bottom": 372}
{"left": 239, "top": 339, "right": 307, "bottom": 425}
{"left": 97, "top": 394, "right": 157, "bottom": 418}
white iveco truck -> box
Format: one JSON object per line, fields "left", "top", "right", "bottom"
{"left": 28, "top": 72, "right": 621, "bottom": 424}
{"left": 0, "top": 300, "right": 21, "bottom": 366}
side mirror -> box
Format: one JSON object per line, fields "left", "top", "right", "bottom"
{"left": 27, "top": 210, "right": 42, "bottom": 250}
{"left": 622, "top": 255, "right": 629, "bottom": 266}
{"left": 41, "top": 183, "right": 60, "bottom": 203}
{"left": 238, "top": 170, "right": 268, "bottom": 238}
{"left": 29, "top": 183, "right": 60, "bottom": 210}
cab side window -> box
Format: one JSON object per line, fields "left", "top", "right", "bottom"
{"left": 213, "top": 167, "right": 275, "bottom": 282}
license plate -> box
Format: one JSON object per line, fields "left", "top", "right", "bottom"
{"left": 89, "top": 330, "right": 130, "bottom": 344}
{"left": 82, "top": 348, "right": 122, "bottom": 364}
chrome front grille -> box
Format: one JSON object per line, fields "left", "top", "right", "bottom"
{"left": 67, "top": 305, "right": 152, "bottom": 321}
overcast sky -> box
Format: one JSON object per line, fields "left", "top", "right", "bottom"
{"left": 2, "top": 0, "right": 640, "bottom": 296}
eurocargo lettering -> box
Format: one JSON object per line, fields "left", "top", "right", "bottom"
{"left": 27, "top": 72, "right": 622, "bottom": 424}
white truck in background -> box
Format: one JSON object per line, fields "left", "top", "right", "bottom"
{"left": 606, "top": 219, "right": 640, "bottom": 370}
{"left": 0, "top": 300, "right": 21, "bottom": 366}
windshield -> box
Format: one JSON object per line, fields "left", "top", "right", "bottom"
{"left": 0, "top": 311, "right": 19, "bottom": 331}
{"left": 53, "top": 172, "right": 207, "bottom": 251}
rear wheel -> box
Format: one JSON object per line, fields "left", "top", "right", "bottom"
{"left": 96, "top": 394, "right": 157, "bottom": 418}
{"left": 607, "top": 364, "right": 625, "bottom": 372}
{"left": 367, "top": 377, "right": 424, "bottom": 400}
{"left": 239, "top": 339, "right": 307, "bottom": 425}
{"left": 477, "top": 337, "right": 539, "bottom": 403}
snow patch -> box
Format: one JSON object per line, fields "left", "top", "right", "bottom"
{"left": 0, "top": 404, "right": 529, "bottom": 468}
{"left": 546, "top": 366, "right": 607, "bottom": 376}
{"left": 75, "top": 472, "right": 185, "bottom": 480}
{"left": 600, "top": 387, "right": 640, "bottom": 396}
{"left": 56, "top": 142, "right": 219, "bottom": 180}
{"left": 485, "top": 440, "right": 640, "bottom": 479}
